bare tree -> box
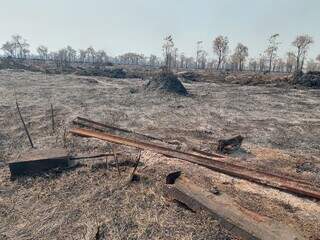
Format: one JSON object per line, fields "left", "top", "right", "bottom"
{"left": 119, "top": 52, "right": 144, "bottom": 65}
{"left": 57, "top": 48, "right": 68, "bottom": 67}
{"left": 179, "top": 53, "right": 186, "bottom": 68}
{"left": 198, "top": 50, "right": 208, "bottom": 69}
{"left": 306, "top": 59, "right": 318, "bottom": 72}
{"left": 292, "top": 34, "right": 313, "bottom": 71}
{"left": 232, "top": 43, "right": 249, "bottom": 71}
{"left": 66, "top": 46, "right": 77, "bottom": 63}
{"left": 96, "top": 50, "right": 108, "bottom": 64}
{"left": 196, "top": 41, "right": 203, "bottom": 69}
{"left": 248, "top": 58, "right": 258, "bottom": 72}
{"left": 37, "top": 45, "right": 48, "bottom": 60}
{"left": 149, "top": 54, "right": 159, "bottom": 67}
{"left": 185, "top": 57, "right": 195, "bottom": 69}
{"left": 162, "top": 35, "right": 174, "bottom": 71}
{"left": 86, "top": 46, "right": 96, "bottom": 63}
{"left": 316, "top": 54, "right": 320, "bottom": 64}
{"left": 1, "top": 35, "right": 29, "bottom": 58}
{"left": 79, "top": 49, "right": 87, "bottom": 63}
{"left": 12, "top": 35, "right": 30, "bottom": 58}
{"left": 172, "top": 47, "right": 178, "bottom": 69}
{"left": 213, "top": 35, "right": 229, "bottom": 70}
{"left": 273, "top": 58, "right": 285, "bottom": 72}
{"left": 286, "top": 52, "right": 295, "bottom": 73}
{"left": 257, "top": 54, "right": 267, "bottom": 72}
{"left": 265, "top": 34, "right": 280, "bottom": 72}
{"left": 1, "top": 41, "right": 15, "bottom": 57}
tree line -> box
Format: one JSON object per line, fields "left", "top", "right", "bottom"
{"left": 163, "top": 34, "right": 319, "bottom": 73}
{"left": 1, "top": 34, "right": 320, "bottom": 72}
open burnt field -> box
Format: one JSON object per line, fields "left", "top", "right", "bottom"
{"left": 0, "top": 69, "right": 320, "bottom": 239}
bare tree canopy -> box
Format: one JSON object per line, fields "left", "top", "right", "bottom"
{"left": 86, "top": 46, "right": 96, "bottom": 63}
{"left": 265, "top": 33, "right": 280, "bottom": 72}
{"left": 213, "top": 35, "right": 229, "bottom": 70}
{"left": 149, "top": 54, "right": 160, "bottom": 67}
{"left": 37, "top": 45, "right": 48, "bottom": 60}
{"left": 1, "top": 41, "right": 15, "bottom": 57}
{"left": 306, "top": 59, "right": 318, "bottom": 72}
{"left": 66, "top": 46, "right": 77, "bottom": 63}
{"left": 162, "top": 35, "right": 175, "bottom": 71}
{"left": 286, "top": 51, "right": 296, "bottom": 73}
{"left": 232, "top": 43, "right": 249, "bottom": 71}
{"left": 292, "top": 34, "right": 314, "bottom": 71}
{"left": 1, "top": 32, "right": 319, "bottom": 73}
{"left": 1, "top": 34, "right": 30, "bottom": 58}
{"left": 198, "top": 50, "right": 208, "bottom": 69}
{"left": 118, "top": 52, "right": 145, "bottom": 65}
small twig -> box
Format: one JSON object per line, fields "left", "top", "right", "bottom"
{"left": 63, "top": 127, "right": 67, "bottom": 148}
{"left": 69, "top": 153, "right": 113, "bottom": 161}
{"left": 15, "top": 100, "right": 34, "bottom": 148}
{"left": 129, "top": 150, "right": 142, "bottom": 182}
{"left": 105, "top": 153, "right": 109, "bottom": 170}
{"left": 111, "top": 144, "right": 121, "bottom": 176}
{"left": 50, "top": 103, "right": 55, "bottom": 133}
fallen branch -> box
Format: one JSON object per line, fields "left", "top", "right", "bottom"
{"left": 129, "top": 150, "right": 142, "bottom": 182}
{"left": 70, "top": 153, "right": 114, "bottom": 161}
{"left": 51, "top": 103, "right": 55, "bottom": 133}
{"left": 15, "top": 100, "right": 34, "bottom": 148}
{"left": 111, "top": 144, "right": 121, "bottom": 176}
{"left": 74, "top": 116, "right": 163, "bottom": 141}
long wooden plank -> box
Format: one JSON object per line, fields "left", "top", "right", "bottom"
{"left": 164, "top": 172, "right": 305, "bottom": 240}
{"left": 9, "top": 148, "right": 70, "bottom": 176}
{"left": 70, "top": 128, "right": 320, "bottom": 200}
{"left": 74, "top": 117, "right": 225, "bottom": 158}
{"left": 75, "top": 116, "right": 164, "bottom": 141}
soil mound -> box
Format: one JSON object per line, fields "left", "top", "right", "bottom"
{"left": 145, "top": 72, "right": 188, "bottom": 95}
{"left": 224, "top": 72, "right": 290, "bottom": 86}
{"left": 75, "top": 66, "right": 126, "bottom": 78}
{"left": 293, "top": 71, "right": 320, "bottom": 88}
{"left": 178, "top": 71, "right": 200, "bottom": 81}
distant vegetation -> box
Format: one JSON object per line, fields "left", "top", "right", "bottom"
{"left": 1, "top": 33, "right": 320, "bottom": 72}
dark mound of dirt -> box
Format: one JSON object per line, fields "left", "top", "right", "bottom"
{"left": 178, "top": 71, "right": 200, "bottom": 81}
{"left": 145, "top": 72, "right": 188, "bottom": 95}
{"left": 224, "top": 72, "right": 290, "bottom": 86}
{"left": 75, "top": 67, "right": 127, "bottom": 78}
{"left": 0, "top": 57, "right": 39, "bottom": 72}
{"left": 293, "top": 71, "right": 320, "bottom": 88}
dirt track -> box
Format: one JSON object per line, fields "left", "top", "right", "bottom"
{"left": 0, "top": 70, "right": 320, "bottom": 239}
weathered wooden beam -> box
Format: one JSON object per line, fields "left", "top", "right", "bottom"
{"left": 9, "top": 148, "right": 70, "bottom": 177}
{"left": 164, "top": 172, "right": 305, "bottom": 240}
{"left": 74, "top": 116, "right": 164, "bottom": 141}
{"left": 70, "top": 127, "right": 320, "bottom": 200}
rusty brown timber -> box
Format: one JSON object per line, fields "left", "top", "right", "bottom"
{"left": 75, "top": 116, "right": 164, "bottom": 141}
{"left": 74, "top": 117, "right": 225, "bottom": 158}
{"left": 70, "top": 128, "right": 320, "bottom": 200}
{"left": 164, "top": 172, "right": 305, "bottom": 240}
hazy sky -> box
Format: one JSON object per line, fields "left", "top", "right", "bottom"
{"left": 1, "top": 0, "right": 319, "bottom": 60}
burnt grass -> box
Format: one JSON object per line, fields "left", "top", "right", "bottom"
{"left": 0, "top": 69, "right": 320, "bottom": 239}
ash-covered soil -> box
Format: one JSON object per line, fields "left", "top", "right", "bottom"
{"left": 0, "top": 69, "right": 320, "bottom": 239}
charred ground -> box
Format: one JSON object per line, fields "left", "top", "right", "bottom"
{"left": 0, "top": 69, "right": 320, "bottom": 239}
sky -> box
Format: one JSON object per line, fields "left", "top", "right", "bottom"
{"left": 0, "top": 0, "right": 319, "bottom": 60}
